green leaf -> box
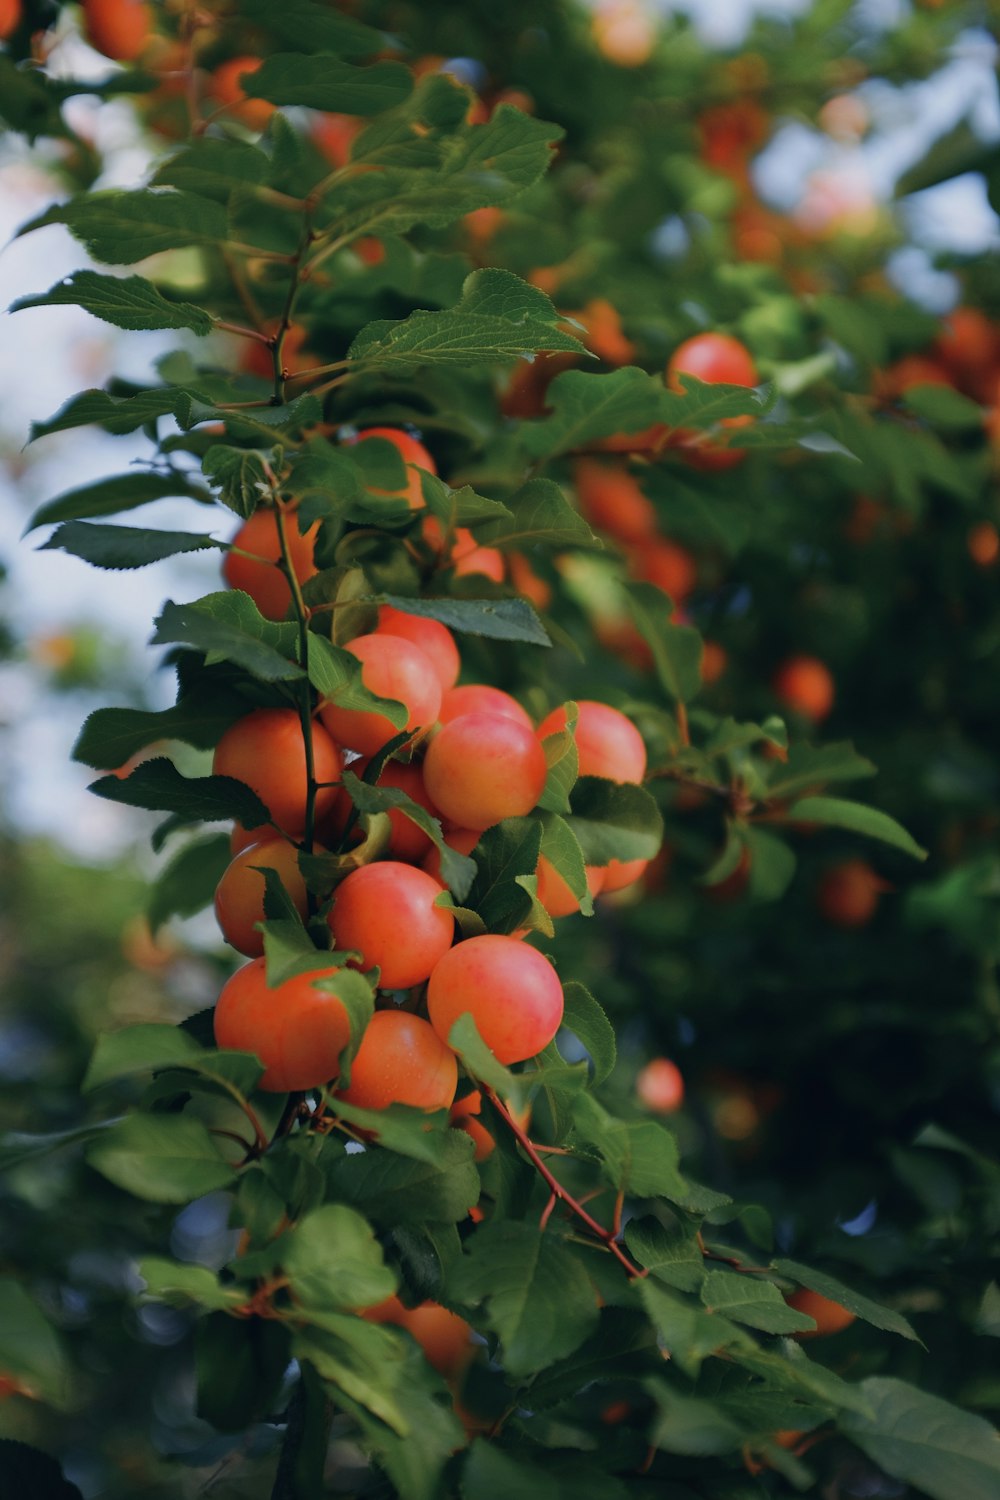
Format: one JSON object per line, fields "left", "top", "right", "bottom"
{"left": 462, "top": 1442, "right": 552, "bottom": 1500}
{"left": 975, "top": 1280, "right": 1000, "bottom": 1338}
{"left": 785, "top": 796, "right": 927, "bottom": 860}
{"left": 148, "top": 833, "right": 233, "bottom": 933}
{"left": 453, "top": 1221, "right": 598, "bottom": 1376}
{"left": 381, "top": 593, "right": 551, "bottom": 647}
{"left": 22, "top": 189, "right": 228, "bottom": 265}
{"left": 12, "top": 270, "right": 213, "bottom": 334}
{"left": 341, "top": 771, "right": 477, "bottom": 901}
{"left": 29, "top": 386, "right": 186, "bottom": 441}
{"left": 772, "top": 1259, "right": 920, "bottom": 1343}
{"left": 196, "top": 1314, "right": 291, "bottom": 1432}
{"left": 521, "top": 366, "right": 668, "bottom": 457}
{"left": 89, "top": 757, "right": 272, "bottom": 834}
{"left": 40, "top": 520, "right": 221, "bottom": 570}
{"left": 641, "top": 1282, "right": 752, "bottom": 1378}
{"left": 82, "top": 1023, "right": 203, "bottom": 1091}
{"left": 418, "top": 471, "right": 512, "bottom": 529}
{"left": 735, "top": 1341, "right": 873, "bottom": 1418}
{"left": 87, "top": 1113, "right": 235, "bottom": 1202}
{"left": 477, "top": 477, "right": 601, "bottom": 551}
{"left": 326, "top": 1132, "right": 480, "bottom": 1227}
{"left": 566, "top": 777, "right": 664, "bottom": 866}
{"left": 526, "top": 1308, "right": 661, "bottom": 1409}
{"left": 627, "top": 582, "right": 702, "bottom": 701}
{"left": 139, "top": 1259, "right": 245, "bottom": 1312}
{"left": 72, "top": 687, "right": 246, "bottom": 770}
{"left": 152, "top": 593, "right": 302, "bottom": 682}
{"left": 537, "top": 716, "right": 580, "bottom": 817}
{"left": 0, "top": 1280, "right": 71, "bottom": 1406}
{"left": 349, "top": 269, "right": 586, "bottom": 373}
{"left": 901, "top": 384, "right": 985, "bottom": 431}
{"left": 701, "top": 1270, "right": 816, "bottom": 1335}
{"left": 647, "top": 1382, "right": 747, "bottom": 1453}
{"left": 0, "top": 1121, "right": 123, "bottom": 1173}
{"left": 202, "top": 446, "right": 270, "bottom": 519}
{"left": 570, "top": 1093, "right": 693, "bottom": 1204}
{"left": 447, "top": 1013, "right": 525, "bottom": 1107}
{"left": 239, "top": 0, "right": 382, "bottom": 57}
{"left": 306, "top": 636, "right": 408, "bottom": 725}
{"left": 319, "top": 1332, "right": 465, "bottom": 1500}
{"left": 152, "top": 138, "right": 270, "bottom": 200}
{"left": 764, "top": 740, "right": 875, "bottom": 799}
{"left": 25, "top": 470, "right": 210, "bottom": 532}
{"left": 663, "top": 374, "right": 769, "bottom": 426}
{"left": 624, "top": 1217, "right": 706, "bottom": 1294}
{"left": 467, "top": 817, "right": 542, "bottom": 934}
{"left": 245, "top": 53, "right": 413, "bottom": 114}
{"left": 329, "top": 90, "right": 562, "bottom": 240}
{"left": 282, "top": 1204, "right": 397, "bottom": 1310}
{"left": 560, "top": 982, "right": 615, "bottom": 1085}
{"left": 743, "top": 827, "right": 797, "bottom": 902}
{"left": 840, "top": 1377, "right": 1000, "bottom": 1500}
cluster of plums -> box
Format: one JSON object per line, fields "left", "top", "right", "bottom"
{"left": 212, "top": 487, "right": 651, "bottom": 1120}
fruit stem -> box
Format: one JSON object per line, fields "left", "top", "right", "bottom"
{"left": 274, "top": 504, "right": 319, "bottom": 880}
{"left": 484, "top": 1087, "right": 647, "bottom": 1279}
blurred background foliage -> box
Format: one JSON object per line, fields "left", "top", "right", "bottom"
{"left": 1, "top": 0, "right": 1000, "bottom": 1495}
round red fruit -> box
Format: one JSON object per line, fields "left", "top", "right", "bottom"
{"left": 335, "top": 1010, "right": 458, "bottom": 1111}
{"left": 423, "top": 713, "right": 547, "bottom": 831}
{"left": 427, "top": 934, "right": 564, "bottom": 1064}
{"left": 214, "top": 958, "right": 351, "bottom": 1092}
{"left": 329, "top": 861, "right": 454, "bottom": 990}
{"left": 319, "top": 634, "right": 442, "bottom": 756}
{"left": 213, "top": 708, "right": 342, "bottom": 837}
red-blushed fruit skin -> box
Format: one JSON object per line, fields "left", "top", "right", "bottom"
{"left": 773, "top": 655, "right": 835, "bottom": 722}
{"left": 0, "top": 0, "right": 22, "bottom": 40}
{"left": 438, "top": 684, "right": 533, "bottom": 731}
{"left": 450, "top": 527, "right": 505, "bottom": 583}
{"left": 360, "top": 1295, "right": 473, "bottom": 1378}
{"left": 667, "top": 332, "right": 758, "bottom": 390}
{"left": 427, "top": 934, "right": 564, "bottom": 1064}
{"left": 423, "top": 713, "right": 547, "bottom": 831}
{"left": 536, "top": 856, "right": 606, "bottom": 918}
{"left": 601, "top": 856, "right": 650, "bottom": 893}
{"left": 422, "top": 827, "right": 480, "bottom": 882}
{"left": 82, "top": 0, "right": 152, "bottom": 61}
{"left": 967, "top": 521, "right": 1000, "bottom": 567}
{"left": 335, "top": 1010, "right": 458, "bottom": 1111}
{"left": 214, "top": 958, "right": 351, "bottom": 1091}
{"left": 329, "top": 861, "right": 454, "bottom": 990}
{"left": 344, "top": 427, "right": 436, "bottom": 509}
{"left": 319, "top": 634, "right": 442, "bottom": 757}
{"left": 574, "top": 459, "right": 658, "bottom": 545}
{"left": 636, "top": 1057, "right": 685, "bottom": 1113}
{"left": 214, "top": 838, "right": 309, "bottom": 956}
{"left": 311, "top": 111, "right": 361, "bottom": 168}
{"left": 449, "top": 1088, "right": 495, "bottom": 1161}
{"left": 213, "top": 708, "right": 343, "bottom": 837}
{"left": 665, "top": 333, "right": 757, "bottom": 469}
{"left": 700, "top": 640, "right": 728, "bottom": 684}
{"left": 376, "top": 606, "right": 460, "bottom": 692}
{"left": 816, "top": 859, "right": 886, "bottom": 928}
{"left": 786, "top": 1288, "right": 857, "bottom": 1337}
{"left": 632, "top": 538, "right": 697, "bottom": 604}
{"left": 222, "top": 507, "right": 319, "bottom": 621}
{"left": 209, "top": 56, "right": 274, "bottom": 131}
{"left": 347, "top": 756, "right": 439, "bottom": 863}
{"left": 537, "top": 700, "right": 647, "bottom": 784}
{"left": 934, "top": 306, "right": 998, "bottom": 393}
